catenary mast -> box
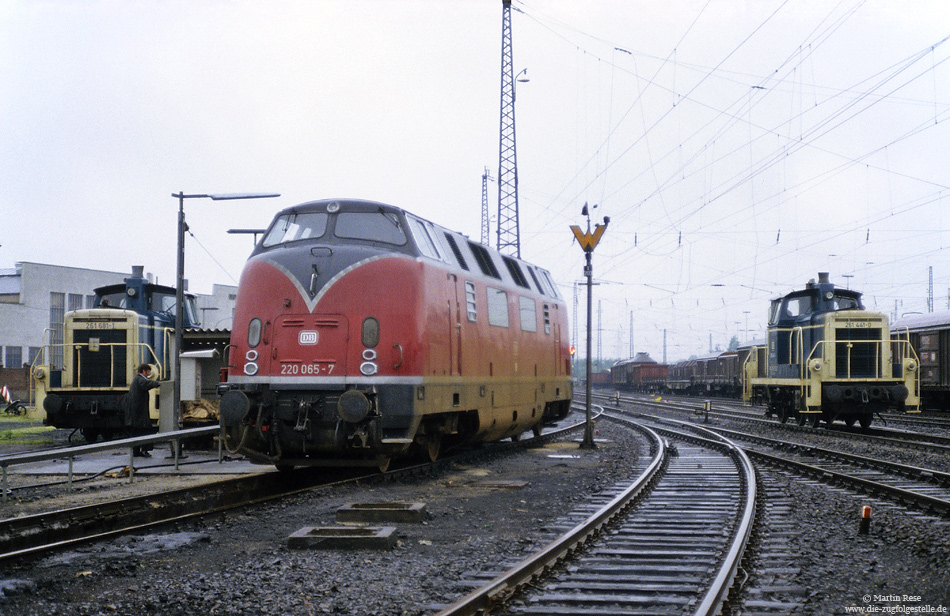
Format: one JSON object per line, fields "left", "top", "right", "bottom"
{"left": 496, "top": 0, "right": 520, "bottom": 257}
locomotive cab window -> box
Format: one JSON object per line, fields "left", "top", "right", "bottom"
{"left": 832, "top": 296, "right": 860, "bottom": 311}
{"left": 262, "top": 212, "right": 328, "bottom": 247}
{"left": 335, "top": 211, "right": 407, "bottom": 245}
{"left": 783, "top": 296, "right": 814, "bottom": 319}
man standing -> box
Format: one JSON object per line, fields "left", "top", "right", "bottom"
{"left": 127, "top": 363, "right": 160, "bottom": 457}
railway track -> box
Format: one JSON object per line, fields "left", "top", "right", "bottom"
{"left": 620, "top": 403, "right": 950, "bottom": 517}
{"left": 598, "top": 392, "right": 950, "bottom": 455}
{"left": 711, "top": 426, "right": 950, "bottom": 517}
{"left": 434, "top": 411, "right": 756, "bottom": 616}
{"left": 0, "top": 413, "right": 590, "bottom": 564}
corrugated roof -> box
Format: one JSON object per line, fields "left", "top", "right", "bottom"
{"left": 891, "top": 312, "right": 950, "bottom": 332}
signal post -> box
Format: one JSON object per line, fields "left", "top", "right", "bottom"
{"left": 571, "top": 205, "right": 609, "bottom": 450}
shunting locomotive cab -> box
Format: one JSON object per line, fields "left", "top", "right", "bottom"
{"left": 34, "top": 266, "right": 201, "bottom": 442}
{"left": 743, "top": 272, "right": 919, "bottom": 428}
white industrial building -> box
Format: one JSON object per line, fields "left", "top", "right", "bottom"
{"left": 0, "top": 262, "right": 237, "bottom": 370}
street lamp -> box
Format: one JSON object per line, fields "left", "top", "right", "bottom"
{"left": 170, "top": 191, "right": 279, "bottom": 435}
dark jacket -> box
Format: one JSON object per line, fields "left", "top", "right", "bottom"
{"left": 126, "top": 373, "right": 160, "bottom": 429}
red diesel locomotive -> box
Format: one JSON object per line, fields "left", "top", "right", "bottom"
{"left": 219, "top": 199, "right": 572, "bottom": 470}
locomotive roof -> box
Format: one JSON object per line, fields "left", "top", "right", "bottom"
{"left": 776, "top": 272, "right": 862, "bottom": 300}
{"left": 258, "top": 198, "right": 563, "bottom": 301}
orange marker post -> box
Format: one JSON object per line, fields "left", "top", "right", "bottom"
{"left": 859, "top": 505, "right": 872, "bottom": 534}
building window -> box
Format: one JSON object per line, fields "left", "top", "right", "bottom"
{"left": 4, "top": 346, "right": 22, "bottom": 369}
{"left": 28, "top": 347, "right": 42, "bottom": 367}
{"left": 68, "top": 293, "right": 83, "bottom": 312}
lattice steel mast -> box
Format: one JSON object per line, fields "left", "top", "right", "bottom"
{"left": 481, "top": 166, "right": 492, "bottom": 245}
{"left": 496, "top": 0, "right": 520, "bottom": 257}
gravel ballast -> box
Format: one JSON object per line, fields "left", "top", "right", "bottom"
{"left": 1, "top": 415, "right": 949, "bottom": 615}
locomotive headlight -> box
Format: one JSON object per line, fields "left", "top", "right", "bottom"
{"left": 33, "top": 367, "right": 47, "bottom": 381}
{"left": 907, "top": 360, "right": 916, "bottom": 372}
{"left": 248, "top": 318, "right": 262, "bottom": 348}
{"left": 811, "top": 360, "right": 822, "bottom": 372}
{"left": 362, "top": 317, "right": 380, "bottom": 348}
{"left": 244, "top": 362, "right": 259, "bottom": 376}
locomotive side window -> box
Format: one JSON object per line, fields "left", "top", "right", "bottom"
{"left": 502, "top": 257, "right": 530, "bottom": 289}
{"left": 262, "top": 212, "right": 328, "bottom": 247}
{"left": 527, "top": 267, "right": 544, "bottom": 295}
{"left": 768, "top": 299, "right": 782, "bottom": 326}
{"left": 487, "top": 287, "right": 509, "bottom": 327}
{"left": 465, "top": 281, "right": 477, "bottom": 322}
{"left": 443, "top": 233, "right": 470, "bottom": 271}
{"left": 406, "top": 216, "right": 445, "bottom": 261}
{"left": 538, "top": 269, "right": 561, "bottom": 299}
{"left": 519, "top": 296, "right": 537, "bottom": 332}
{"left": 335, "top": 211, "right": 407, "bottom": 245}
{"left": 468, "top": 242, "right": 502, "bottom": 279}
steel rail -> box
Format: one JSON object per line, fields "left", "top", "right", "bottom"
{"left": 433, "top": 419, "right": 668, "bottom": 616}
{"left": 706, "top": 424, "right": 950, "bottom": 487}
{"left": 598, "top": 392, "right": 950, "bottom": 453}
{"left": 746, "top": 448, "right": 950, "bottom": 516}
{"left": 0, "top": 413, "right": 591, "bottom": 564}
{"left": 681, "top": 423, "right": 758, "bottom": 616}
{"left": 624, "top": 402, "right": 950, "bottom": 516}
{"left": 612, "top": 413, "right": 757, "bottom": 616}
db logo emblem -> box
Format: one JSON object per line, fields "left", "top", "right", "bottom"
{"left": 298, "top": 330, "right": 319, "bottom": 345}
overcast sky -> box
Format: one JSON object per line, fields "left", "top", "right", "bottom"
{"left": 3, "top": 0, "right": 950, "bottom": 360}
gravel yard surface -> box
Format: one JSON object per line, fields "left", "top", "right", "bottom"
{"left": 0, "top": 422, "right": 643, "bottom": 615}
{"left": 2, "top": 414, "right": 949, "bottom": 616}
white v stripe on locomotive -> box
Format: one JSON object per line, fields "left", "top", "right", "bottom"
{"left": 258, "top": 252, "right": 413, "bottom": 314}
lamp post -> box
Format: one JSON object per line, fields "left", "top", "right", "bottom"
{"left": 570, "top": 203, "right": 609, "bottom": 450}
{"left": 170, "top": 191, "right": 279, "bottom": 435}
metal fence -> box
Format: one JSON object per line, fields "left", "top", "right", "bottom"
{"left": 0, "top": 426, "right": 221, "bottom": 503}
